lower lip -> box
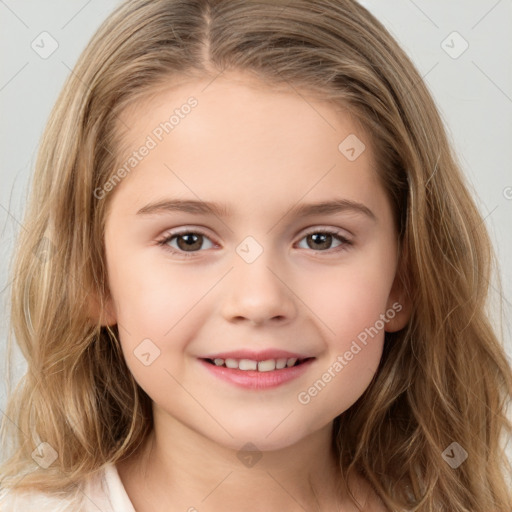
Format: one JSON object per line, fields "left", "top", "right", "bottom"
{"left": 199, "top": 358, "right": 315, "bottom": 390}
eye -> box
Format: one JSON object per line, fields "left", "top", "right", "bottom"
{"left": 156, "top": 229, "right": 215, "bottom": 258}
{"left": 296, "top": 229, "right": 352, "bottom": 253}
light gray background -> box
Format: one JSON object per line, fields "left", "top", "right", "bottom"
{"left": 1, "top": 0, "right": 511, "bottom": 454}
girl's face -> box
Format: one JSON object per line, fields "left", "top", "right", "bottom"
{"left": 103, "top": 72, "right": 408, "bottom": 451}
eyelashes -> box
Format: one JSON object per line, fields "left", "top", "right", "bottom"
{"left": 157, "top": 230, "right": 215, "bottom": 257}
{"left": 156, "top": 228, "right": 353, "bottom": 259}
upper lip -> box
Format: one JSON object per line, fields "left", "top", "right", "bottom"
{"left": 201, "top": 349, "right": 314, "bottom": 361}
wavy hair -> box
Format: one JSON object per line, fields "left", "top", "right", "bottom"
{"left": 1, "top": 1, "right": 511, "bottom": 510}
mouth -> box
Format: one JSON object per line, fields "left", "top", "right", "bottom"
{"left": 201, "top": 356, "right": 315, "bottom": 372}
{"left": 200, "top": 355, "right": 315, "bottom": 390}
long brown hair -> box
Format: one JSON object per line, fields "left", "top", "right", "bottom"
{"left": 1, "top": 1, "right": 511, "bottom": 510}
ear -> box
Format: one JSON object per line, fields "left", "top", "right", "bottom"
{"left": 384, "top": 247, "right": 412, "bottom": 333}
{"left": 87, "top": 289, "right": 117, "bottom": 326}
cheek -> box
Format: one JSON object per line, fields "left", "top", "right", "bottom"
{"left": 106, "top": 252, "right": 207, "bottom": 394}
{"left": 107, "top": 247, "right": 206, "bottom": 332}
{"left": 295, "top": 267, "right": 390, "bottom": 421}
{"left": 302, "top": 250, "right": 395, "bottom": 343}
{"left": 105, "top": 247, "right": 214, "bottom": 382}
{"left": 295, "top": 248, "right": 394, "bottom": 403}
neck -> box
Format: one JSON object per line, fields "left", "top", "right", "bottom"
{"left": 117, "top": 408, "right": 346, "bottom": 512}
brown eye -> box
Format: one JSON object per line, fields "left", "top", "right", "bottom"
{"left": 296, "top": 230, "right": 352, "bottom": 253}
{"left": 175, "top": 233, "right": 204, "bottom": 252}
{"left": 158, "top": 230, "right": 215, "bottom": 257}
{"left": 306, "top": 233, "right": 334, "bottom": 250}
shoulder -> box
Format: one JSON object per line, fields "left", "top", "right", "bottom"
{"left": 0, "top": 486, "right": 80, "bottom": 512}
{"left": 0, "top": 463, "right": 133, "bottom": 512}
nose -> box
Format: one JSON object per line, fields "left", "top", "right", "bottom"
{"left": 220, "top": 249, "right": 297, "bottom": 326}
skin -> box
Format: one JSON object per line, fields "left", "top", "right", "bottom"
{"left": 99, "top": 71, "right": 410, "bottom": 511}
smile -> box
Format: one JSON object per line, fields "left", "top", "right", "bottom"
{"left": 199, "top": 357, "right": 315, "bottom": 390}
{"left": 204, "top": 357, "right": 311, "bottom": 372}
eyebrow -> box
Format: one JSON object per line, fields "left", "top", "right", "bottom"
{"left": 136, "top": 198, "right": 376, "bottom": 222}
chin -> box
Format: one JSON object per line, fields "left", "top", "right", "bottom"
{"left": 208, "top": 424, "right": 308, "bottom": 453}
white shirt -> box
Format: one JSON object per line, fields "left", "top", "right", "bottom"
{"left": 0, "top": 463, "right": 135, "bottom": 511}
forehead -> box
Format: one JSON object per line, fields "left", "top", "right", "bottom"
{"left": 107, "top": 72, "right": 388, "bottom": 222}
{"left": 115, "top": 71, "right": 370, "bottom": 164}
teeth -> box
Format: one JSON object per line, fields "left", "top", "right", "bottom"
{"left": 258, "top": 359, "right": 276, "bottom": 372}
{"left": 209, "top": 357, "right": 303, "bottom": 371}
{"left": 239, "top": 359, "right": 257, "bottom": 371}
{"left": 276, "top": 358, "right": 287, "bottom": 369}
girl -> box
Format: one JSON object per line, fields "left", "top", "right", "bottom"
{"left": 1, "top": 0, "right": 511, "bottom": 510}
